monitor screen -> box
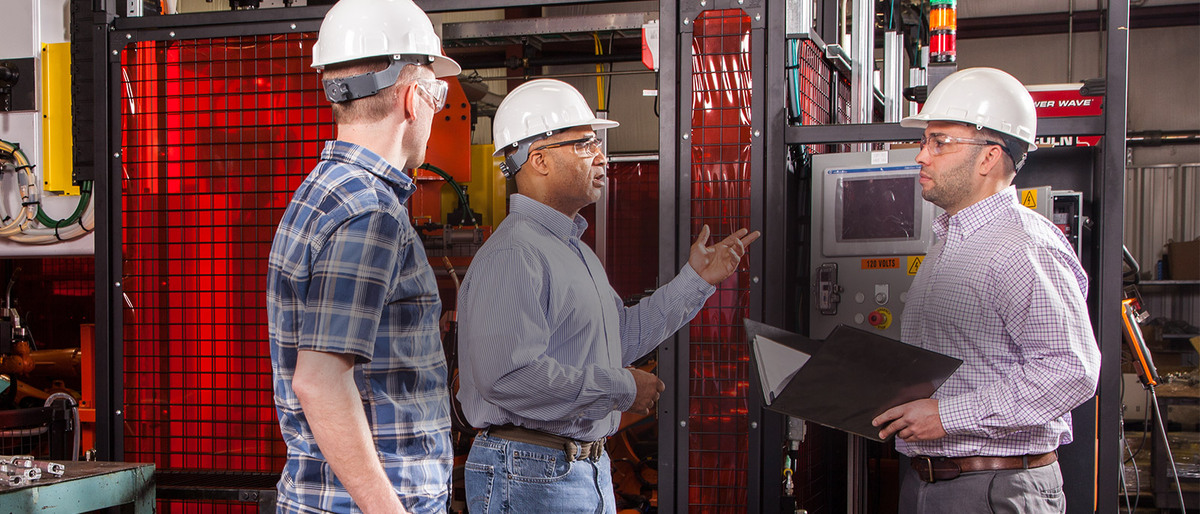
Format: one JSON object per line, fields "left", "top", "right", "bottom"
{"left": 817, "top": 158, "right": 935, "bottom": 257}
{"left": 839, "top": 176, "right": 918, "bottom": 241}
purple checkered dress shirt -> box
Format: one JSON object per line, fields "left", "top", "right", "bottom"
{"left": 897, "top": 186, "right": 1101, "bottom": 458}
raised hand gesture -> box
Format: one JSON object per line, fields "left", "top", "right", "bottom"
{"left": 688, "top": 224, "right": 762, "bottom": 286}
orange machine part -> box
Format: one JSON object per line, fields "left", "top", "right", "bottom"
{"left": 80, "top": 323, "right": 95, "bottom": 453}
{"left": 412, "top": 77, "right": 472, "bottom": 224}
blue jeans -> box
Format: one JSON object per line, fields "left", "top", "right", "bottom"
{"left": 464, "top": 431, "right": 616, "bottom": 514}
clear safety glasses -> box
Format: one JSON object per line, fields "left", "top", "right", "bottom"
{"left": 531, "top": 136, "right": 604, "bottom": 159}
{"left": 918, "top": 133, "right": 1004, "bottom": 156}
{"left": 414, "top": 78, "right": 449, "bottom": 113}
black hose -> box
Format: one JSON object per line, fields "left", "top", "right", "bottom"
{"left": 417, "top": 163, "right": 477, "bottom": 226}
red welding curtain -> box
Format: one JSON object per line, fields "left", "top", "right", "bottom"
{"left": 686, "top": 9, "right": 754, "bottom": 512}
{"left": 120, "top": 35, "right": 326, "bottom": 477}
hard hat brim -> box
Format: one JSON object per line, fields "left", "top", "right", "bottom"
{"left": 429, "top": 56, "right": 462, "bottom": 78}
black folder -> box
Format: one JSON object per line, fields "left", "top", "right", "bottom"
{"left": 744, "top": 319, "right": 962, "bottom": 442}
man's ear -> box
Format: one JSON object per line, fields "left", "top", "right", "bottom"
{"left": 527, "top": 150, "right": 553, "bottom": 177}
{"left": 401, "top": 83, "right": 418, "bottom": 120}
{"left": 977, "top": 145, "right": 1005, "bottom": 177}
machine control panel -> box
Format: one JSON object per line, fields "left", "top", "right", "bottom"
{"left": 807, "top": 149, "right": 928, "bottom": 340}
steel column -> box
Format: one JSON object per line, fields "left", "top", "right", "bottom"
{"left": 1096, "top": 1, "right": 1130, "bottom": 512}
{"left": 92, "top": 0, "right": 122, "bottom": 461}
{"left": 760, "top": 0, "right": 791, "bottom": 510}
{"left": 882, "top": 31, "right": 903, "bottom": 123}
{"left": 848, "top": 0, "right": 872, "bottom": 130}
{"left": 657, "top": 0, "right": 682, "bottom": 511}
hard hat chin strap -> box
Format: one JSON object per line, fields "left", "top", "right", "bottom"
{"left": 321, "top": 55, "right": 431, "bottom": 104}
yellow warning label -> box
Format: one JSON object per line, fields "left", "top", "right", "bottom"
{"left": 862, "top": 258, "right": 900, "bottom": 270}
{"left": 1021, "top": 189, "right": 1038, "bottom": 209}
{"left": 907, "top": 256, "right": 923, "bottom": 275}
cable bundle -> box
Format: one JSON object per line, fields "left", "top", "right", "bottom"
{"left": 0, "top": 139, "right": 94, "bottom": 244}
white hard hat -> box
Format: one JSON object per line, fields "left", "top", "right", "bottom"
{"left": 311, "top": 0, "right": 460, "bottom": 76}
{"left": 492, "top": 79, "right": 619, "bottom": 177}
{"left": 902, "top": 67, "right": 1038, "bottom": 152}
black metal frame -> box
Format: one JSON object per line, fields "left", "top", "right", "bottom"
{"left": 658, "top": 2, "right": 773, "bottom": 511}
{"left": 88, "top": 0, "right": 652, "bottom": 462}
{"left": 658, "top": 0, "right": 1127, "bottom": 512}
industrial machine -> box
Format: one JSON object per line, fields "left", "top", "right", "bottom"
{"left": 807, "top": 148, "right": 928, "bottom": 339}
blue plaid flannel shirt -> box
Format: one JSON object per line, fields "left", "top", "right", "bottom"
{"left": 267, "top": 141, "right": 451, "bottom": 513}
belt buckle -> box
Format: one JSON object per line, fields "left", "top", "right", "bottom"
{"left": 564, "top": 439, "right": 604, "bottom": 463}
{"left": 916, "top": 456, "right": 937, "bottom": 483}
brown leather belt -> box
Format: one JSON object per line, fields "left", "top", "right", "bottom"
{"left": 486, "top": 424, "right": 606, "bottom": 463}
{"left": 910, "top": 451, "right": 1057, "bottom": 483}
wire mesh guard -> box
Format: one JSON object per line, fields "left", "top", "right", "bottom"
{"left": 687, "top": 9, "right": 755, "bottom": 512}
{"left": 120, "top": 34, "right": 329, "bottom": 510}
{"left": 0, "top": 399, "right": 77, "bottom": 464}
{"left": 786, "top": 38, "right": 831, "bottom": 128}
{"left": 785, "top": 38, "right": 839, "bottom": 155}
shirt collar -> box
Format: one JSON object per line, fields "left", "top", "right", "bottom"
{"left": 933, "top": 186, "right": 1018, "bottom": 240}
{"left": 320, "top": 140, "right": 416, "bottom": 201}
{"left": 508, "top": 194, "right": 589, "bottom": 241}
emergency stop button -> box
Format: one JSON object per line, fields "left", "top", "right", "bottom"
{"left": 867, "top": 307, "right": 892, "bottom": 330}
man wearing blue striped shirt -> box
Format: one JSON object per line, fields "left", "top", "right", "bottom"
{"left": 456, "top": 79, "right": 760, "bottom": 513}
{"left": 871, "top": 68, "right": 1101, "bottom": 513}
{"left": 266, "top": 0, "right": 460, "bottom": 512}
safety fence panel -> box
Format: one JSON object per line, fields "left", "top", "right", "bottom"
{"left": 120, "top": 34, "right": 328, "bottom": 512}
{"left": 687, "top": 10, "right": 755, "bottom": 512}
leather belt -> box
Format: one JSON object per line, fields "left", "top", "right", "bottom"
{"left": 910, "top": 451, "right": 1057, "bottom": 483}
{"left": 486, "top": 424, "right": 606, "bottom": 463}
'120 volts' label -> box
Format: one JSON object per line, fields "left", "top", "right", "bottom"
{"left": 861, "top": 258, "right": 900, "bottom": 270}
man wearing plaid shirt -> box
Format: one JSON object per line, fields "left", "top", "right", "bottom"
{"left": 266, "top": 0, "right": 460, "bottom": 512}
{"left": 871, "top": 68, "right": 1101, "bottom": 513}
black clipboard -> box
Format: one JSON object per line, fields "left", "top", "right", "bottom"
{"left": 744, "top": 319, "right": 962, "bottom": 442}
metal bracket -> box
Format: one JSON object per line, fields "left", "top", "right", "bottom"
{"left": 0, "top": 59, "right": 36, "bottom": 112}
{"left": 679, "top": 0, "right": 766, "bottom": 33}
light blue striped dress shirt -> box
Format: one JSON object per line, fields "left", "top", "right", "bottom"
{"left": 457, "top": 194, "right": 715, "bottom": 441}
{"left": 897, "top": 186, "right": 1101, "bottom": 458}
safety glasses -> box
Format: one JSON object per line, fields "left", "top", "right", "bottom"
{"left": 918, "top": 133, "right": 1004, "bottom": 156}
{"left": 531, "top": 136, "right": 603, "bottom": 159}
{"left": 414, "top": 78, "right": 449, "bottom": 113}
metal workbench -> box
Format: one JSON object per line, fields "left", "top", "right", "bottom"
{"left": 0, "top": 461, "right": 155, "bottom": 513}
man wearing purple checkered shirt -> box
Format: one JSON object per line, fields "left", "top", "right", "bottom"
{"left": 870, "top": 68, "right": 1101, "bottom": 514}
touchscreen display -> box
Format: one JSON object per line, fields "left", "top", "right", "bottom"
{"left": 840, "top": 176, "right": 917, "bottom": 241}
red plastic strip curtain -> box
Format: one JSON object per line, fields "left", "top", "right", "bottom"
{"left": 605, "top": 161, "right": 659, "bottom": 300}
{"left": 120, "top": 33, "right": 326, "bottom": 488}
{"left": 687, "top": 10, "right": 754, "bottom": 512}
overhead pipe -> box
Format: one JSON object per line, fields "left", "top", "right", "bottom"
{"left": 1126, "top": 130, "right": 1200, "bottom": 147}
{"left": 471, "top": 69, "right": 654, "bottom": 83}
{"left": 457, "top": 52, "right": 642, "bottom": 72}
